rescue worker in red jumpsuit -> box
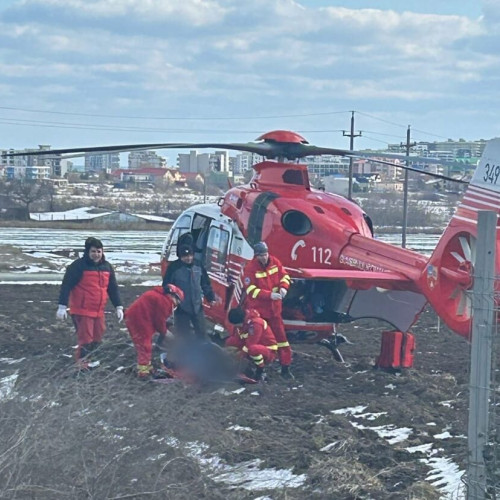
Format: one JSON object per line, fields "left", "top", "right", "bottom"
{"left": 124, "top": 285, "right": 184, "bottom": 379}
{"left": 56, "top": 237, "right": 123, "bottom": 369}
{"left": 226, "top": 307, "right": 278, "bottom": 381}
{"left": 242, "top": 241, "right": 293, "bottom": 379}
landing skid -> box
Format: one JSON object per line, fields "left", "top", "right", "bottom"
{"left": 318, "top": 333, "right": 351, "bottom": 363}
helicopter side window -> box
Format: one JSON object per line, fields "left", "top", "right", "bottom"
{"left": 281, "top": 210, "right": 312, "bottom": 236}
{"left": 166, "top": 227, "right": 191, "bottom": 260}
{"left": 191, "top": 215, "right": 212, "bottom": 264}
{"left": 165, "top": 214, "right": 191, "bottom": 261}
{"left": 205, "top": 226, "right": 230, "bottom": 274}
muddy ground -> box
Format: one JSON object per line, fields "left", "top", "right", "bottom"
{"left": 0, "top": 283, "right": 493, "bottom": 499}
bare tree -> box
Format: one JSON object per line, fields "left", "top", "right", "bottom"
{"left": 0, "top": 179, "right": 49, "bottom": 220}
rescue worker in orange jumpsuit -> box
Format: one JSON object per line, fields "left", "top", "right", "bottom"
{"left": 56, "top": 237, "right": 123, "bottom": 370}
{"left": 124, "top": 284, "right": 184, "bottom": 379}
{"left": 226, "top": 307, "right": 278, "bottom": 381}
{"left": 242, "top": 241, "right": 293, "bottom": 379}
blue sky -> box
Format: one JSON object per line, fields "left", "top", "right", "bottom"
{"left": 0, "top": 0, "right": 498, "bottom": 163}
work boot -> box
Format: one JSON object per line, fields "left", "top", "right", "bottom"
{"left": 79, "top": 343, "right": 93, "bottom": 360}
{"left": 152, "top": 368, "right": 172, "bottom": 379}
{"left": 136, "top": 364, "right": 153, "bottom": 380}
{"left": 280, "top": 365, "right": 295, "bottom": 380}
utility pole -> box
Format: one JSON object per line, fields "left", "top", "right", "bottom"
{"left": 343, "top": 111, "right": 362, "bottom": 200}
{"left": 401, "top": 126, "right": 416, "bottom": 248}
{"left": 467, "top": 210, "right": 496, "bottom": 500}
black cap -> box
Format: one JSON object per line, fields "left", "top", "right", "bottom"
{"left": 178, "top": 244, "right": 194, "bottom": 257}
{"left": 253, "top": 241, "right": 268, "bottom": 256}
{"left": 84, "top": 237, "right": 103, "bottom": 250}
{"left": 228, "top": 307, "right": 245, "bottom": 325}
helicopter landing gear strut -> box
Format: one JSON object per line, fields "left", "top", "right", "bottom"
{"left": 318, "top": 333, "right": 351, "bottom": 363}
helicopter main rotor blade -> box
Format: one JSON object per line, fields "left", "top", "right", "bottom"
{"left": 1, "top": 133, "right": 467, "bottom": 184}
{"left": 361, "top": 157, "right": 469, "bottom": 184}
{"left": 299, "top": 145, "right": 451, "bottom": 165}
{"left": 2, "top": 143, "right": 199, "bottom": 157}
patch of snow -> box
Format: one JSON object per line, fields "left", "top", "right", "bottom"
{"left": 439, "top": 400, "right": 454, "bottom": 407}
{"left": 422, "top": 456, "right": 465, "bottom": 499}
{"left": 0, "top": 281, "right": 58, "bottom": 285}
{"left": 227, "top": 425, "right": 252, "bottom": 432}
{"left": 10, "top": 265, "right": 61, "bottom": 274}
{"left": 405, "top": 443, "right": 434, "bottom": 454}
{"left": 165, "top": 438, "right": 307, "bottom": 491}
{"left": 0, "top": 357, "right": 25, "bottom": 364}
{"left": 351, "top": 422, "right": 413, "bottom": 444}
{"left": 215, "top": 388, "right": 235, "bottom": 396}
{"left": 0, "top": 373, "right": 18, "bottom": 400}
{"left": 134, "top": 279, "right": 162, "bottom": 286}
{"left": 353, "top": 411, "right": 388, "bottom": 421}
{"left": 331, "top": 405, "right": 367, "bottom": 415}
{"left": 433, "top": 431, "right": 453, "bottom": 439}
{"left": 320, "top": 441, "right": 343, "bottom": 452}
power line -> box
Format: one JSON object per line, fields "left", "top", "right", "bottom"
{"left": 0, "top": 105, "right": 352, "bottom": 121}
{"left": 0, "top": 117, "right": 347, "bottom": 136}
{"left": 355, "top": 111, "right": 450, "bottom": 140}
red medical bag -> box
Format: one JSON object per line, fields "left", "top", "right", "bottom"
{"left": 376, "top": 331, "right": 415, "bottom": 370}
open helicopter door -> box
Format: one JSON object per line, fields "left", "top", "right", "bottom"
{"left": 162, "top": 212, "right": 214, "bottom": 263}
{"left": 294, "top": 269, "right": 427, "bottom": 333}
{"left": 203, "top": 220, "right": 234, "bottom": 324}
{"left": 337, "top": 288, "right": 427, "bottom": 332}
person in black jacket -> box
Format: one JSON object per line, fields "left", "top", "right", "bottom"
{"left": 161, "top": 243, "right": 216, "bottom": 342}
{"left": 56, "top": 237, "right": 123, "bottom": 369}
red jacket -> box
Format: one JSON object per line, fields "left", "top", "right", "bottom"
{"left": 59, "top": 254, "right": 121, "bottom": 318}
{"left": 242, "top": 255, "right": 290, "bottom": 317}
{"left": 229, "top": 309, "right": 278, "bottom": 352}
{"left": 125, "top": 287, "right": 176, "bottom": 338}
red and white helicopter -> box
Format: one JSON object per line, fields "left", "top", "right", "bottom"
{"left": 155, "top": 130, "right": 500, "bottom": 353}
{"left": 8, "top": 130, "right": 500, "bottom": 357}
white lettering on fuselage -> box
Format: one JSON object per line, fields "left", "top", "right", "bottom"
{"left": 339, "top": 254, "right": 387, "bottom": 272}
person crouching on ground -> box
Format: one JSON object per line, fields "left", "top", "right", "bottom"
{"left": 226, "top": 307, "right": 278, "bottom": 382}
{"left": 124, "top": 285, "right": 184, "bottom": 379}
{"left": 56, "top": 237, "right": 123, "bottom": 370}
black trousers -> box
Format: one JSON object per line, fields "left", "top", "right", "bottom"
{"left": 174, "top": 307, "right": 208, "bottom": 341}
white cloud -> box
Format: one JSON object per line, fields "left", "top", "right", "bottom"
{"left": 18, "top": 0, "right": 228, "bottom": 25}
{"left": 0, "top": 0, "right": 499, "bottom": 149}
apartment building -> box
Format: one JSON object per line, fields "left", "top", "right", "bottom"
{"left": 127, "top": 150, "right": 165, "bottom": 169}
{"left": 85, "top": 152, "right": 120, "bottom": 172}
{"left": 177, "top": 150, "right": 229, "bottom": 174}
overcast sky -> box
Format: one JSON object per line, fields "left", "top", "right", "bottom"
{"left": 0, "top": 0, "right": 498, "bottom": 162}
